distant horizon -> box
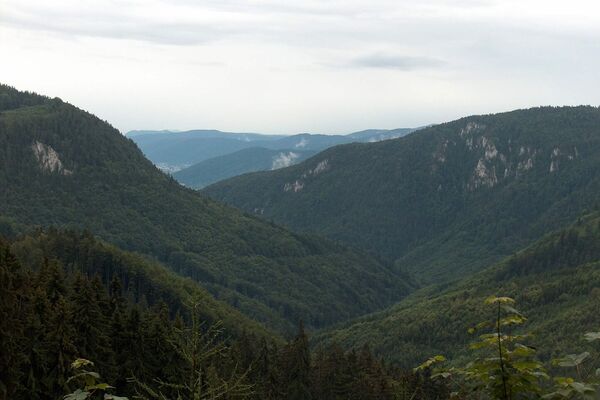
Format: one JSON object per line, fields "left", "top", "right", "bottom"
{"left": 123, "top": 126, "right": 417, "bottom": 136}
{"left": 118, "top": 104, "right": 598, "bottom": 137}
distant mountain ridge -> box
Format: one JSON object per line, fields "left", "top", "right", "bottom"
{"left": 205, "top": 106, "right": 600, "bottom": 284}
{"left": 127, "top": 127, "right": 414, "bottom": 174}
{"left": 174, "top": 147, "right": 317, "bottom": 189}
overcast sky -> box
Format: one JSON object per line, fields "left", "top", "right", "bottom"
{"left": 1, "top": 0, "right": 600, "bottom": 134}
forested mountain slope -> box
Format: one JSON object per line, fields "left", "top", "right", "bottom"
{"left": 0, "top": 84, "right": 412, "bottom": 334}
{"left": 7, "top": 229, "right": 274, "bottom": 339}
{"left": 1, "top": 230, "right": 440, "bottom": 400}
{"left": 205, "top": 106, "right": 600, "bottom": 283}
{"left": 174, "top": 147, "right": 316, "bottom": 189}
{"left": 315, "top": 212, "right": 600, "bottom": 367}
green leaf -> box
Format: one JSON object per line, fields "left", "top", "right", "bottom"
{"left": 86, "top": 383, "right": 113, "bottom": 391}
{"left": 501, "top": 304, "right": 523, "bottom": 315}
{"left": 499, "top": 315, "right": 527, "bottom": 326}
{"left": 485, "top": 296, "right": 515, "bottom": 305}
{"left": 554, "top": 352, "right": 590, "bottom": 367}
{"left": 512, "top": 360, "right": 543, "bottom": 371}
{"left": 64, "top": 389, "right": 91, "bottom": 400}
{"left": 104, "top": 396, "right": 129, "bottom": 400}
{"left": 415, "top": 355, "right": 446, "bottom": 371}
{"left": 71, "top": 359, "right": 94, "bottom": 370}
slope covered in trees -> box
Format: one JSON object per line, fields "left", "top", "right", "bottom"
{"left": 205, "top": 106, "right": 600, "bottom": 283}
{"left": 1, "top": 231, "right": 441, "bottom": 400}
{"left": 0, "top": 84, "right": 412, "bottom": 333}
{"left": 315, "top": 212, "right": 600, "bottom": 368}
{"left": 174, "top": 147, "right": 317, "bottom": 189}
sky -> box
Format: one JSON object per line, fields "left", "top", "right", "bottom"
{"left": 1, "top": 0, "right": 600, "bottom": 134}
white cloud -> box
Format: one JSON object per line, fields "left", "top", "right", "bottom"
{"left": 272, "top": 152, "right": 300, "bottom": 169}
{"left": 1, "top": 0, "right": 600, "bottom": 133}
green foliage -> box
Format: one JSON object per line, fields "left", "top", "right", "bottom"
{"left": 0, "top": 83, "right": 413, "bottom": 333}
{"left": 129, "top": 302, "right": 253, "bottom": 400}
{"left": 416, "top": 297, "right": 599, "bottom": 400}
{"left": 316, "top": 213, "right": 600, "bottom": 368}
{"left": 205, "top": 106, "right": 600, "bottom": 284}
{"left": 63, "top": 359, "right": 128, "bottom": 400}
{"left": 0, "top": 230, "right": 438, "bottom": 400}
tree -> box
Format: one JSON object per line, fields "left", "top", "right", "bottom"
{"left": 417, "top": 296, "right": 600, "bottom": 400}
{"left": 283, "top": 321, "right": 311, "bottom": 400}
{"left": 0, "top": 242, "right": 27, "bottom": 398}
{"left": 129, "top": 301, "right": 253, "bottom": 400}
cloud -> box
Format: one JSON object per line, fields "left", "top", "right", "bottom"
{"left": 350, "top": 53, "right": 444, "bottom": 70}
{"left": 2, "top": 0, "right": 600, "bottom": 134}
{"left": 272, "top": 152, "right": 300, "bottom": 169}
{"left": 0, "top": 2, "right": 248, "bottom": 46}
{"left": 294, "top": 138, "right": 308, "bottom": 148}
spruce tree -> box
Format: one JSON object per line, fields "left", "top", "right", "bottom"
{"left": 0, "top": 242, "right": 27, "bottom": 398}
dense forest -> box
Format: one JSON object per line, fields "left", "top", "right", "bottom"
{"left": 0, "top": 232, "right": 444, "bottom": 400}
{"left": 315, "top": 212, "right": 600, "bottom": 367}
{"left": 0, "top": 84, "right": 413, "bottom": 334}
{"left": 205, "top": 106, "right": 600, "bottom": 284}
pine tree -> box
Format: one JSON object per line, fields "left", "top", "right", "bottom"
{"left": 70, "top": 274, "right": 114, "bottom": 378}
{"left": 285, "top": 321, "right": 311, "bottom": 400}
{"left": 0, "top": 242, "right": 27, "bottom": 398}
{"left": 22, "top": 284, "right": 51, "bottom": 400}
{"left": 45, "top": 295, "right": 77, "bottom": 398}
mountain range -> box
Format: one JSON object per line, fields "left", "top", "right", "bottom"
{"left": 3, "top": 83, "right": 600, "bottom": 377}
{"left": 205, "top": 106, "right": 600, "bottom": 284}
{"left": 127, "top": 128, "right": 414, "bottom": 186}
{"left": 0, "top": 84, "right": 412, "bottom": 335}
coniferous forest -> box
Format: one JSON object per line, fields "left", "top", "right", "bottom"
{"left": 0, "top": 231, "right": 444, "bottom": 400}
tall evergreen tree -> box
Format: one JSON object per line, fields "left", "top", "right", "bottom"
{"left": 285, "top": 321, "right": 312, "bottom": 400}
{"left": 0, "top": 242, "right": 27, "bottom": 398}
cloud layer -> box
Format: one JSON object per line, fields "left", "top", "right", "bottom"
{"left": 1, "top": 0, "right": 599, "bottom": 133}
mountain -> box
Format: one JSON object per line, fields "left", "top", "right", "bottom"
{"left": 315, "top": 212, "right": 600, "bottom": 367}
{"left": 205, "top": 106, "right": 600, "bottom": 284}
{"left": 174, "top": 147, "right": 317, "bottom": 189}
{"left": 346, "top": 128, "right": 418, "bottom": 141}
{"left": 0, "top": 84, "right": 413, "bottom": 334}
{"left": 127, "top": 128, "right": 414, "bottom": 173}
{"left": 126, "top": 129, "right": 284, "bottom": 172}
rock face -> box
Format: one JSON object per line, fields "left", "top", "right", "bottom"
{"left": 282, "top": 159, "right": 330, "bottom": 193}
{"left": 31, "top": 141, "right": 72, "bottom": 175}
{"left": 434, "top": 121, "right": 580, "bottom": 191}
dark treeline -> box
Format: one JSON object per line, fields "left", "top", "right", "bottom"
{"left": 0, "top": 234, "right": 445, "bottom": 400}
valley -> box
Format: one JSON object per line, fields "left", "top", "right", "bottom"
{"left": 2, "top": 85, "right": 599, "bottom": 400}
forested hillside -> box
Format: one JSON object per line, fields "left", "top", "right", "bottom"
{"left": 0, "top": 84, "right": 412, "bottom": 333}
{"left": 315, "top": 212, "right": 600, "bottom": 367}
{"left": 174, "top": 147, "right": 316, "bottom": 189}
{"left": 1, "top": 231, "right": 441, "bottom": 400}
{"left": 205, "top": 106, "right": 600, "bottom": 283}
